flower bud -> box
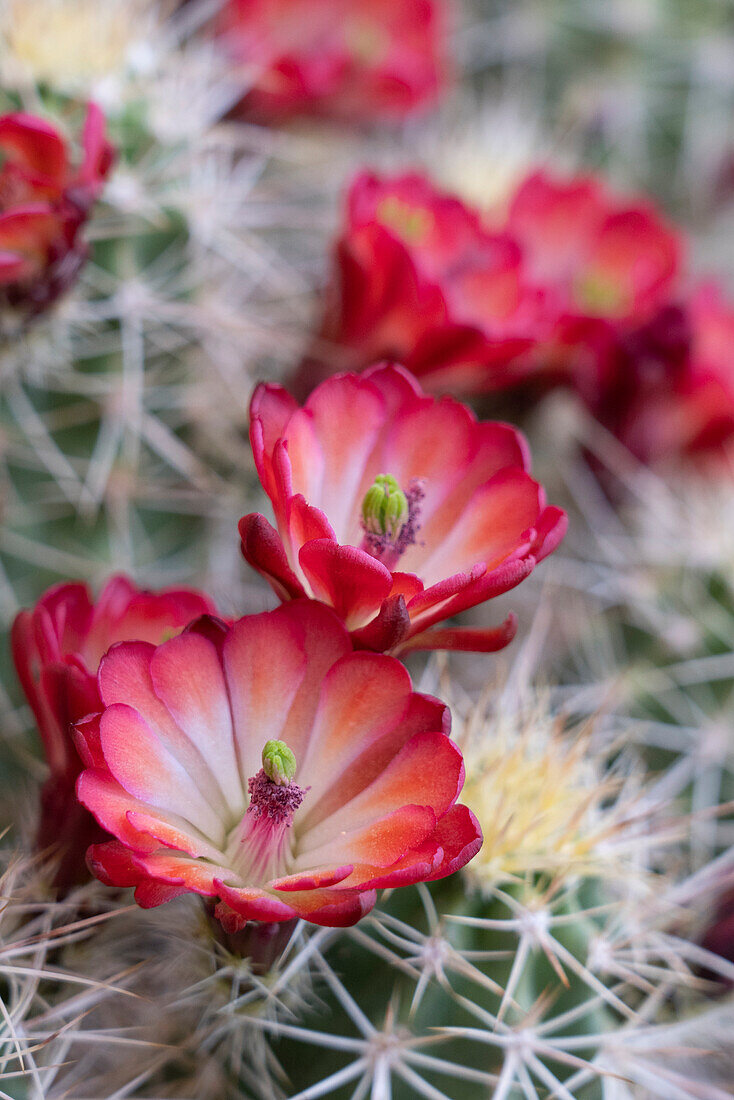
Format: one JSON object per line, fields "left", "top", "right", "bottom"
{"left": 361, "top": 474, "right": 409, "bottom": 540}
{"left": 262, "top": 739, "right": 297, "bottom": 786}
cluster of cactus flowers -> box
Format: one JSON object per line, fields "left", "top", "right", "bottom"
{"left": 1, "top": 1, "right": 734, "bottom": 1098}
{"left": 12, "top": 358, "right": 565, "bottom": 927}
{"left": 304, "top": 166, "right": 734, "bottom": 471}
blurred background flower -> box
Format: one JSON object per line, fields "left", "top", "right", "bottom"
{"left": 0, "top": 2, "right": 733, "bottom": 1098}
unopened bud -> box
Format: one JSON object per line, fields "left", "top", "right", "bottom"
{"left": 262, "top": 739, "right": 297, "bottom": 786}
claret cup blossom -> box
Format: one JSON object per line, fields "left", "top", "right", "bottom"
{"left": 0, "top": 104, "right": 113, "bottom": 321}
{"left": 504, "top": 169, "right": 682, "bottom": 328}
{"left": 77, "top": 602, "right": 482, "bottom": 928}
{"left": 302, "top": 171, "right": 549, "bottom": 396}
{"left": 11, "top": 576, "right": 216, "bottom": 888}
{"left": 218, "top": 0, "right": 445, "bottom": 123}
{"left": 240, "top": 364, "right": 566, "bottom": 653}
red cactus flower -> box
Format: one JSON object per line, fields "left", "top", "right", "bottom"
{"left": 11, "top": 576, "right": 216, "bottom": 889}
{"left": 504, "top": 170, "right": 682, "bottom": 327}
{"left": 499, "top": 170, "right": 683, "bottom": 398}
{"left": 702, "top": 886, "right": 734, "bottom": 979}
{"left": 77, "top": 601, "right": 482, "bottom": 928}
{"left": 219, "top": 0, "right": 445, "bottom": 123}
{"left": 588, "top": 283, "right": 734, "bottom": 468}
{"left": 300, "top": 171, "right": 550, "bottom": 396}
{"left": 0, "top": 104, "right": 114, "bottom": 320}
{"left": 240, "top": 363, "right": 566, "bottom": 654}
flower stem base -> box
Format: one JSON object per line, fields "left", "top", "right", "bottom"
{"left": 204, "top": 900, "right": 298, "bottom": 974}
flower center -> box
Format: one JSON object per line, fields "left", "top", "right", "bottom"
{"left": 360, "top": 473, "right": 424, "bottom": 570}
{"left": 226, "top": 741, "right": 306, "bottom": 886}
{"left": 376, "top": 196, "right": 433, "bottom": 245}
{"left": 574, "top": 269, "right": 628, "bottom": 317}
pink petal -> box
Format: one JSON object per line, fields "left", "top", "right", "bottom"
{"left": 406, "top": 557, "right": 534, "bottom": 636}
{"left": 298, "top": 539, "right": 392, "bottom": 629}
{"left": 85, "top": 575, "right": 216, "bottom": 665}
{"left": 350, "top": 594, "right": 410, "bottom": 652}
{"left": 130, "top": 849, "right": 233, "bottom": 897}
{"left": 0, "top": 205, "right": 61, "bottom": 254}
{"left": 134, "top": 879, "right": 190, "bottom": 907}
{"left": 424, "top": 804, "right": 484, "bottom": 880}
{"left": 238, "top": 512, "right": 306, "bottom": 600}
{"left": 277, "top": 601, "right": 353, "bottom": 762}
{"left": 99, "top": 641, "right": 227, "bottom": 811}
{"left": 299, "top": 689, "right": 450, "bottom": 832}
{"left": 0, "top": 251, "right": 29, "bottom": 283}
{"left": 149, "top": 633, "right": 242, "bottom": 815}
{"left": 296, "top": 804, "right": 437, "bottom": 871}
{"left": 77, "top": 769, "right": 160, "bottom": 853}
{"left": 361, "top": 362, "right": 424, "bottom": 411}
{"left": 222, "top": 607, "right": 308, "bottom": 785}
{"left": 300, "top": 730, "right": 464, "bottom": 851}
{"left": 297, "top": 651, "right": 413, "bottom": 795}
{"left": 417, "top": 467, "right": 546, "bottom": 584}
{"left": 472, "top": 420, "right": 530, "bottom": 474}
{"left": 286, "top": 494, "right": 336, "bottom": 556}
{"left": 78, "top": 102, "right": 114, "bottom": 193}
{"left": 88, "top": 841, "right": 197, "bottom": 911}
{"left": 98, "top": 704, "right": 226, "bottom": 842}
{"left": 397, "top": 612, "right": 518, "bottom": 654}
{"left": 0, "top": 113, "right": 68, "bottom": 184}
{"left": 297, "top": 372, "right": 388, "bottom": 537}
{"left": 126, "top": 810, "right": 225, "bottom": 862}
{"left": 270, "top": 865, "right": 354, "bottom": 892}
{"left": 249, "top": 382, "right": 299, "bottom": 498}
{"left": 341, "top": 803, "right": 482, "bottom": 891}
{"left": 389, "top": 572, "right": 424, "bottom": 601}
{"left": 276, "top": 407, "right": 324, "bottom": 510}
{"left": 35, "top": 663, "right": 99, "bottom": 776}
{"left": 221, "top": 882, "right": 376, "bottom": 928}
{"left": 531, "top": 505, "right": 568, "bottom": 562}
{"left": 215, "top": 881, "right": 303, "bottom": 923}
{"left": 87, "top": 840, "right": 145, "bottom": 887}
{"left": 74, "top": 713, "right": 105, "bottom": 769}
{"left": 31, "top": 583, "right": 94, "bottom": 658}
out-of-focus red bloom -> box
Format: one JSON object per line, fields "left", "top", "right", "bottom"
{"left": 240, "top": 363, "right": 566, "bottom": 654}
{"left": 0, "top": 104, "right": 114, "bottom": 320}
{"left": 78, "top": 601, "right": 482, "bottom": 929}
{"left": 702, "top": 887, "right": 734, "bottom": 979}
{"left": 11, "top": 576, "right": 216, "bottom": 889}
{"left": 589, "top": 284, "right": 734, "bottom": 467}
{"left": 301, "top": 171, "right": 550, "bottom": 395}
{"left": 219, "top": 0, "right": 445, "bottom": 122}
{"left": 504, "top": 170, "right": 682, "bottom": 328}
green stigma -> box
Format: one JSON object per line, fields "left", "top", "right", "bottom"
{"left": 262, "top": 739, "right": 297, "bottom": 786}
{"left": 361, "top": 474, "right": 409, "bottom": 540}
